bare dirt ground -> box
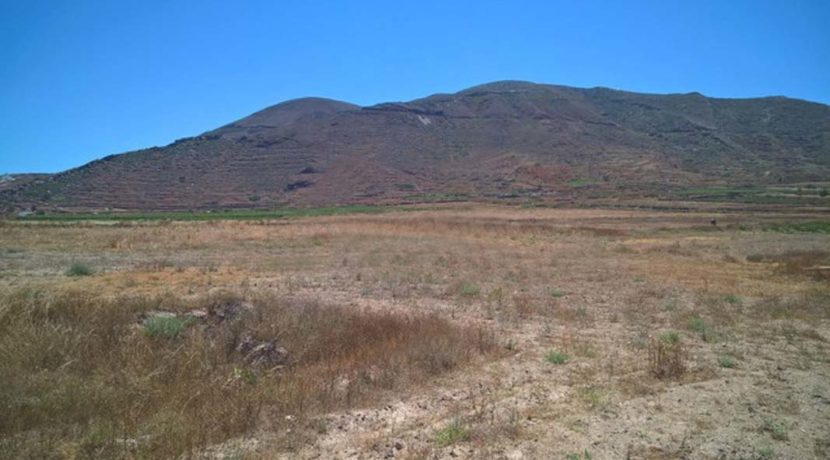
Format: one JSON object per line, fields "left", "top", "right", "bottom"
{"left": 1, "top": 205, "right": 828, "bottom": 459}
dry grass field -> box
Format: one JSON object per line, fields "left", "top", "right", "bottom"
{"left": 1, "top": 205, "right": 828, "bottom": 459}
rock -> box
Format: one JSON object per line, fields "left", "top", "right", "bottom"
{"left": 236, "top": 333, "right": 289, "bottom": 368}
{"left": 209, "top": 300, "right": 256, "bottom": 322}
{"left": 394, "top": 441, "right": 404, "bottom": 450}
{"left": 185, "top": 309, "right": 208, "bottom": 320}
{"left": 506, "top": 449, "right": 524, "bottom": 460}
{"left": 139, "top": 310, "right": 177, "bottom": 324}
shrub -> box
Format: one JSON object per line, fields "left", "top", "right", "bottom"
{"left": 756, "top": 446, "right": 775, "bottom": 459}
{"left": 579, "top": 386, "right": 610, "bottom": 411}
{"left": 718, "top": 354, "right": 736, "bottom": 368}
{"left": 688, "top": 316, "right": 716, "bottom": 342}
{"left": 549, "top": 288, "right": 566, "bottom": 298}
{"left": 143, "top": 315, "right": 193, "bottom": 339}
{"left": 435, "top": 418, "right": 469, "bottom": 447}
{"left": 545, "top": 350, "right": 569, "bottom": 365}
{"left": 458, "top": 283, "right": 481, "bottom": 297}
{"left": 723, "top": 294, "right": 740, "bottom": 304}
{"left": 65, "top": 262, "right": 94, "bottom": 277}
{"left": 762, "top": 418, "right": 788, "bottom": 441}
{"left": 688, "top": 316, "right": 705, "bottom": 332}
{"left": 659, "top": 331, "right": 680, "bottom": 344}
{"left": 649, "top": 335, "right": 686, "bottom": 379}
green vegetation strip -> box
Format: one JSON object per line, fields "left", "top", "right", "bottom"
{"left": 671, "top": 186, "right": 830, "bottom": 205}
{"left": 15, "top": 205, "right": 430, "bottom": 222}
{"left": 764, "top": 221, "right": 830, "bottom": 234}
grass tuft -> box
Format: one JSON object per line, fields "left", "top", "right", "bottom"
{"left": 659, "top": 331, "right": 680, "bottom": 344}
{"left": 650, "top": 334, "right": 686, "bottom": 379}
{"left": 688, "top": 316, "right": 717, "bottom": 342}
{"left": 722, "top": 294, "right": 740, "bottom": 304}
{"left": 434, "top": 418, "right": 469, "bottom": 447}
{"left": 762, "top": 418, "right": 788, "bottom": 441}
{"left": 143, "top": 315, "right": 193, "bottom": 339}
{"left": 718, "top": 354, "right": 736, "bottom": 368}
{"left": 458, "top": 283, "right": 481, "bottom": 297}
{"left": 65, "top": 262, "right": 94, "bottom": 277}
{"left": 545, "top": 350, "right": 570, "bottom": 365}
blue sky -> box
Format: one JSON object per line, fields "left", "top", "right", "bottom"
{"left": 1, "top": 0, "right": 828, "bottom": 173}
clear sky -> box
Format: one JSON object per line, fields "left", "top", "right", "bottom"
{"left": 1, "top": 0, "right": 828, "bottom": 173}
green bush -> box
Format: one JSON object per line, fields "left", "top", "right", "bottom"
{"left": 458, "top": 283, "right": 481, "bottom": 297}
{"left": 549, "top": 288, "right": 566, "bottom": 298}
{"left": 434, "top": 418, "right": 468, "bottom": 447}
{"left": 659, "top": 331, "right": 680, "bottom": 344}
{"left": 762, "top": 418, "right": 788, "bottom": 440}
{"left": 722, "top": 294, "right": 740, "bottom": 304}
{"left": 718, "top": 354, "right": 736, "bottom": 368}
{"left": 143, "top": 315, "right": 192, "bottom": 339}
{"left": 688, "top": 316, "right": 716, "bottom": 342}
{"left": 65, "top": 262, "right": 94, "bottom": 277}
{"left": 545, "top": 350, "right": 569, "bottom": 365}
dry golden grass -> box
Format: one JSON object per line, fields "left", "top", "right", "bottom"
{"left": 1, "top": 205, "right": 828, "bottom": 458}
{"left": 0, "top": 287, "right": 494, "bottom": 458}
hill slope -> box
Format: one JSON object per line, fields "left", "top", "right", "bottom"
{"left": 3, "top": 81, "right": 829, "bottom": 211}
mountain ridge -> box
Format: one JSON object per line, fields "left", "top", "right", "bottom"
{"left": 3, "top": 80, "right": 829, "bottom": 212}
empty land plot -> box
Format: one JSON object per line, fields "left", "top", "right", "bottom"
{"left": 0, "top": 205, "right": 828, "bottom": 459}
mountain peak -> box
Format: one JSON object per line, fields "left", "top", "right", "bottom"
{"left": 458, "top": 80, "right": 544, "bottom": 93}
{"left": 210, "top": 97, "right": 358, "bottom": 138}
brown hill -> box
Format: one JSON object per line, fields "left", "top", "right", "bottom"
{"left": 3, "top": 81, "right": 829, "bottom": 211}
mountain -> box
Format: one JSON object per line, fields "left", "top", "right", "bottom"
{"left": 3, "top": 81, "right": 829, "bottom": 211}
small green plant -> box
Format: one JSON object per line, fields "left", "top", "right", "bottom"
{"left": 549, "top": 287, "right": 566, "bottom": 298}
{"left": 688, "top": 316, "right": 716, "bottom": 342}
{"left": 580, "top": 387, "right": 610, "bottom": 411}
{"left": 661, "top": 297, "right": 678, "bottom": 311}
{"left": 143, "top": 315, "right": 192, "bottom": 339}
{"left": 630, "top": 331, "right": 649, "bottom": 349}
{"left": 756, "top": 446, "right": 775, "bottom": 459}
{"left": 723, "top": 294, "right": 740, "bottom": 304}
{"left": 233, "top": 367, "right": 257, "bottom": 385}
{"left": 718, "top": 354, "right": 736, "bottom": 368}
{"left": 66, "top": 262, "right": 94, "bottom": 277}
{"left": 566, "top": 451, "right": 593, "bottom": 460}
{"left": 545, "top": 350, "right": 570, "bottom": 365}
{"left": 458, "top": 283, "right": 481, "bottom": 297}
{"left": 434, "top": 418, "right": 469, "bottom": 447}
{"left": 659, "top": 331, "right": 680, "bottom": 344}
{"left": 688, "top": 316, "right": 705, "bottom": 332}
{"left": 566, "top": 178, "right": 595, "bottom": 187}
{"left": 650, "top": 334, "right": 686, "bottom": 379}
{"left": 576, "top": 344, "right": 597, "bottom": 358}
{"left": 762, "top": 418, "right": 788, "bottom": 441}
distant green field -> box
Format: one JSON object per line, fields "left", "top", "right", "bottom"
{"left": 765, "top": 221, "right": 830, "bottom": 234}
{"left": 15, "top": 205, "right": 420, "bottom": 222}
{"left": 672, "top": 185, "right": 830, "bottom": 205}
{"left": 566, "top": 178, "right": 597, "bottom": 188}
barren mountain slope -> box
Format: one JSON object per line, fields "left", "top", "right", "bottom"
{"left": 3, "top": 81, "right": 828, "bottom": 211}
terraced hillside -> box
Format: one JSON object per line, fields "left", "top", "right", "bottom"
{"left": 3, "top": 81, "right": 829, "bottom": 211}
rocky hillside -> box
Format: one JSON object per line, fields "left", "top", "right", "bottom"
{"left": 3, "top": 81, "right": 829, "bottom": 211}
